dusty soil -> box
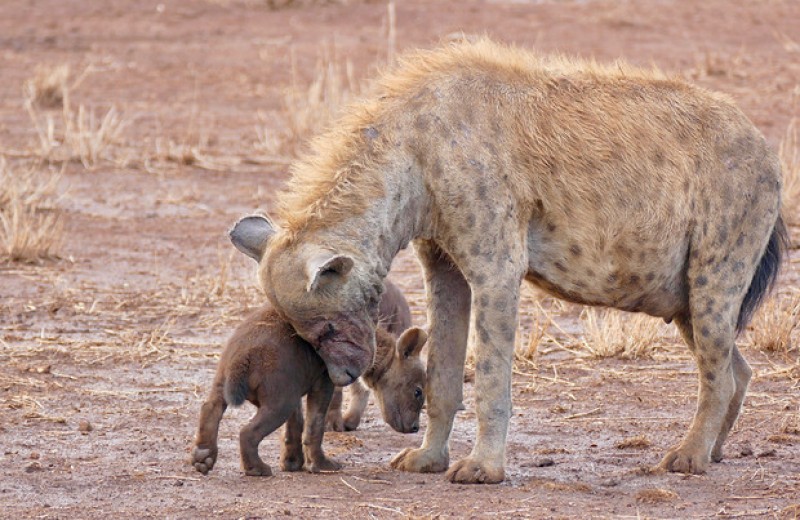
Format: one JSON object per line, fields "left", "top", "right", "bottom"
{"left": 2, "top": 0, "right": 800, "bottom": 518}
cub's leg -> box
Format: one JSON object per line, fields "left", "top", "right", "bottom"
{"left": 325, "top": 387, "right": 344, "bottom": 432}
{"left": 392, "top": 240, "right": 470, "bottom": 475}
{"left": 304, "top": 375, "right": 341, "bottom": 472}
{"left": 239, "top": 403, "right": 293, "bottom": 477}
{"left": 280, "top": 402, "right": 305, "bottom": 471}
{"left": 342, "top": 379, "right": 370, "bottom": 431}
{"left": 191, "top": 374, "right": 227, "bottom": 475}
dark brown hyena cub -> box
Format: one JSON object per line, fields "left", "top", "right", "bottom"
{"left": 190, "top": 305, "right": 427, "bottom": 476}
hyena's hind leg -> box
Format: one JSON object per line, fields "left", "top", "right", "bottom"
{"left": 191, "top": 374, "right": 227, "bottom": 475}
{"left": 671, "top": 316, "right": 752, "bottom": 465}
{"left": 712, "top": 345, "right": 751, "bottom": 462}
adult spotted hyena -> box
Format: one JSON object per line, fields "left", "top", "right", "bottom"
{"left": 231, "top": 38, "right": 787, "bottom": 483}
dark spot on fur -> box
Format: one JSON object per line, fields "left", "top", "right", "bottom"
{"left": 554, "top": 261, "right": 567, "bottom": 272}
{"left": 607, "top": 273, "right": 618, "bottom": 284}
{"left": 477, "top": 183, "right": 487, "bottom": 200}
{"left": 570, "top": 245, "right": 582, "bottom": 257}
{"left": 494, "top": 298, "right": 507, "bottom": 312}
{"left": 701, "top": 326, "right": 710, "bottom": 337}
{"left": 470, "top": 243, "right": 481, "bottom": 256}
{"left": 714, "top": 338, "right": 726, "bottom": 349}
{"left": 629, "top": 275, "right": 640, "bottom": 285}
{"left": 535, "top": 199, "right": 544, "bottom": 212}
{"left": 546, "top": 221, "right": 556, "bottom": 233}
{"left": 479, "top": 295, "right": 489, "bottom": 308}
{"left": 477, "top": 324, "right": 490, "bottom": 343}
{"left": 696, "top": 275, "right": 708, "bottom": 287}
{"left": 467, "top": 214, "right": 476, "bottom": 228}
{"left": 733, "top": 261, "right": 745, "bottom": 273}
{"left": 415, "top": 115, "right": 430, "bottom": 132}
{"left": 500, "top": 322, "right": 515, "bottom": 342}
{"left": 474, "top": 274, "right": 487, "bottom": 286}
{"left": 477, "top": 360, "right": 494, "bottom": 373}
{"left": 653, "top": 149, "right": 665, "bottom": 166}
{"left": 704, "top": 371, "right": 716, "bottom": 382}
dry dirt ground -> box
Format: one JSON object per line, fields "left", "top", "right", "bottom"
{"left": 2, "top": 1, "right": 800, "bottom": 518}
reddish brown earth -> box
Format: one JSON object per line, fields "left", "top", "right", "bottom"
{"left": 2, "top": 1, "right": 800, "bottom": 518}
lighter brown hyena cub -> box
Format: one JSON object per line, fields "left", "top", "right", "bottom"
{"left": 190, "top": 304, "right": 426, "bottom": 476}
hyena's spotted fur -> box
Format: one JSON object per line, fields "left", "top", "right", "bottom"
{"left": 230, "top": 38, "right": 787, "bottom": 483}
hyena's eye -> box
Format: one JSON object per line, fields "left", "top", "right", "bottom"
{"left": 414, "top": 388, "right": 423, "bottom": 401}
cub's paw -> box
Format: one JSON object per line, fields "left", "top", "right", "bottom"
{"left": 659, "top": 447, "right": 709, "bottom": 474}
{"left": 342, "top": 413, "right": 361, "bottom": 431}
{"left": 325, "top": 412, "right": 344, "bottom": 432}
{"left": 191, "top": 445, "right": 217, "bottom": 475}
{"left": 390, "top": 447, "right": 448, "bottom": 473}
{"left": 243, "top": 460, "right": 273, "bottom": 477}
{"left": 308, "top": 456, "right": 342, "bottom": 473}
{"left": 445, "top": 457, "right": 504, "bottom": 484}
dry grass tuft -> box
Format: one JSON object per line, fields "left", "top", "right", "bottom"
{"left": 22, "top": 65, "right": 129, "bottom": 170}
{"left": 579, "top": 308, "right": 661, "bottom": 359}
{"left": 635, "top": 488, "right": 679, "bottom": 504}
{"left": 780, "top": 115, "right": 800, "bottom": 228}
{"left": 280, "top": 44, "right": 358, "bottom": 157}
{"left": 24, "top": 64, "right": 70, "bottom": 109}
{"left": 615, "top": 434, "right": 652, "bottom": 450}
{"left": 0, "top": 158, "right": 64, "bottom": 263}
{"left": 747, "top": 290, "right": 800, "bottom": 354}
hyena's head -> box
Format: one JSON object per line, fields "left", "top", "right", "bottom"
{"left": 371, "top": 327, "right": 427, "bottom": 434}
{"left": 229, "top": 214, "right": 384, "bottom": 386}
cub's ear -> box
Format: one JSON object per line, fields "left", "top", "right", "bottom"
{"left": 229, "top": 214, "right": 275, "bottom": 262}
{"left": 396, "top": 327, "right": 427, "bottom": 359}
{"left": 305, "top": 252, "right": 354, "bottom": 292}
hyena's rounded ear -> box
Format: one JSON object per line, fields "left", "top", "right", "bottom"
{"left": 305, "top": 252, "right": 354, "bottom": 292}
{"left": 229, "top": 214, "right": 275, "bottom": 262}
{"left": 396, "top": 327, "right": 427, "bottom": 359}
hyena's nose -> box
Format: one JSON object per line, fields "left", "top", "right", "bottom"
{"left": 410, "top": 423, "right": 419, "bottom": 433}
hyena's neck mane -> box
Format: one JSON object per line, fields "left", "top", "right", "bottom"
{"left": 276, "top": 101, "right": 388, "bottom": 238}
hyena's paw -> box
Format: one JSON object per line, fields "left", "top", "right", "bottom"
{"left": 242, "top": 460, "right": 273, "bottom": 477}
{"left": 342, "top": 412, "right": 361, "bottom": 431}
{"left": 659, "top": 446, "right": 709, "bottom": 474}
{"left": 190, "top": 445, "right": 217, "bottom": 475}
{"left": 390, "top": 447, "right": 449, "bottom": 473}
{"left": 280, "top": 451, "right": 305, "bottom": 472}
{"left": 307, "top": 456, "right": 342, "bottom": 473}
{"left": 325, "top": 413, "right": 344, "bottom": 432}
{"left": 445, "top": 456, "right": 504, "bottom": 484}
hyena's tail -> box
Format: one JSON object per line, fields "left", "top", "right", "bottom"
{"left": 223, "top": 354, "right": 250, "bottom": 407}
{"left": 737, "top": 214, "right": 790, "bottom": 335}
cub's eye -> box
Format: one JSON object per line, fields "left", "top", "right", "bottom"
{"left": 414, "top": 388, "right": 423, "bottom": 400}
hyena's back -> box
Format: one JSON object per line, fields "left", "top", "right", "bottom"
{"left": 401, "top": 53, "right": 784, "bottom": 325}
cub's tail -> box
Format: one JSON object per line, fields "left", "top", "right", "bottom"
{"left": 223, "top": 354, "right": 250, "bottom": 407}
{"left": 737, "top": 214, "right": 790, "bottom": 334}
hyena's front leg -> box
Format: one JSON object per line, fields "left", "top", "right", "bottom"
{"left": 391, "top": 240, "right": 471, "bottom": 474}
{"left": 342, "top": 380, "right": 370, "bottom": 431}
{"left": 304, "top": 375, "right": 341, "bottom": 473}
{"left": 445, "top": 268, "right": 523, "bottom": 484}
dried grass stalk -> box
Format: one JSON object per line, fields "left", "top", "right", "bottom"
{"left": 0, "top": 159, "right": 64, "bottom": 263}
{"left": 747, "top": 290, "right": 800, "bottom": 354}
{"left": 24, "top": 64, "right": 70, "bottom": 109}
{"left": 780, "top": 116, "right": 800, "bottom": 227}
{"left": 580, "top": 308, "right": 660, "bottom": 359}
{"left": 281, "top": 44, "right": 358, "bottom": 157}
